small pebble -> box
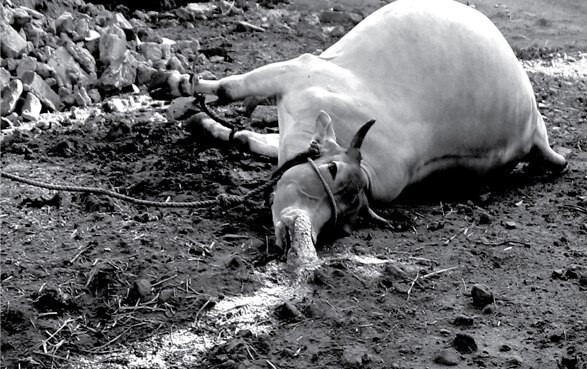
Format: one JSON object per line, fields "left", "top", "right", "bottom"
{"left": 453, "top": 333, "right": 478, "bottom": 354}
{"left": 504, "top": 221, "right": 517, "bottom": 229}
{"left": 481, "top": 304, "right": 495, "bottom": 314}
{"left": 433, "top": 348, "right": 460, "bottom": 366}
{"left": 274, "top": 301, "right": 304, "bottom": 322}
{"left": 471, "top": 284, "right": 494, "bottom": 307}
{"left": 158, "top": 288, "right": 174, "bottom": 303}
{"left": 132, "top": 278, "right": 152, "bottom": 298}
{"left": 453, "top": 315, "right": 474, "bottom": 327}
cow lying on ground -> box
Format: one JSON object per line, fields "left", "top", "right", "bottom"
{"left": 153, "top": 0, "right": 567, "bottom": 264}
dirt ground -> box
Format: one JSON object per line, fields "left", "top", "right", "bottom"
{"left": 1, "top": 0, "right": 586, "bottom": 368}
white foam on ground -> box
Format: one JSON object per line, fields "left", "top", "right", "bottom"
{"left": 521, "top": 52, "right": 587, "bottom": 79}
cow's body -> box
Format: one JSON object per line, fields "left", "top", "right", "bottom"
{"left": 163, "top": 0, "right": 566, "bottom": 255}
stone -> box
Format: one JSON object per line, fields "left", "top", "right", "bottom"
{"left": 21, "top": 71, "right": 62, "bottom": 111}
{"left": 63, "top": 40, "right": 96, "bottom": 75}
{"left": 54, "top": 12, "right": 75, "bottom": 36}
{"left": 184, "top": 3, "right": 217, "bottom": 19}
{"left": 16, "top": 56, "right": 38, "bottom": 78}
{"left": 47, "top": 47, "right": 90, "bottom": 87}
{"left": 131, "top": 278, "right": 152, "bottom": 298}
{"left": 319, "top": 10, "right": 363, "bottom": 25}
{"left": 22, "top": 22, "right": 47, "bottom": 48}
{"left": 73, "top": 86, "right": 92, "bottom": 107}
{"left": 158, "top": 288, "right": 174, "bottom": 303}
{"left": 21, "top": 92, "right": 42, "bottom": 121}
{"left": 322, "top": 25, "right": 346, "bottom": 38}
{"left": 0, "top": 68, "right": 11, "bottom": 91}
{"left": 84, "top": 29, "right": 101, "bottom": 55}
{"left": 167, "top": 97, "right": 198, "bottom": 121}
{"left": 135, "top": 63, "right": 157, "bottom": 86}
{"left": 1, "top": 79, "right": 24, "bottom": 116}
{"left": 274, "top": 301, "right": 304, "bottom": 322}
{"left": 98, "top": 51, "right": 137, "bottom": 92}
{"left": 433, "top": 349, "right": 460, "bottom": 366}
{"left": 173, "top": 39, "right": 200, "bottom": 55}
{"left": 166, "top": 56, "right": 185, "bottom": 73}
{"left": 453, "top": 333, "right": 478, "bottom": 354}
{"left": 1, "top": 117, "right": 12, "bottom": 130}
{"left": 113, "top": 12, "right": 133, "bottom": 30}
{"left": 35, "top": 62, "right": 55, "bottom": 79}
{"left": 478, "top": 211, "right": 492, "bottom": 224}
{"left": 341, "top": 345, "right": 370, "bottom": 368}
{"left": 504, "top": 221, "right": 517, "bottom": 229}
{"left": 58, "top": 86, "right": 75, "bottom": 107}
{"left": 471, "top": 284, "right": 494, "bottom": 307}
{"left": 20, "top": 6, "right": 44, "bottom": 20}
{"left": 99, "top": 25, "right": 127, "bottom": 65}
{"left": 453, "top": 315, "right": 474, "bottom": 327}
{"left": 87, "top": 88, "right": 101, "bottom": 103}
{"left": 140, "top": 42, "right": 170, "bottom": 62}
{"left": 12, "top": 8, "right": 32, "bottom": 28}
{"left": 0, "top": 22, "right": 28, "bottom": 58}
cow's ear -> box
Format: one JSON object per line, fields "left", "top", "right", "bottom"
{"left": 311, "top": 110, "right": 337, "bottom": 147}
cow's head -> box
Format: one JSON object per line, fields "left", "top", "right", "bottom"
{"left": 272, "top": 110, "right": 376, "bottom": 257}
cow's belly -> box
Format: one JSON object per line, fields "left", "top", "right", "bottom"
{"left": 317, "top": 0, "right": 540, "bottom": 203}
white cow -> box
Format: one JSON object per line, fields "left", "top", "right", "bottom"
{"left": 155, "top": 0, "right": 566, "bottom": 261}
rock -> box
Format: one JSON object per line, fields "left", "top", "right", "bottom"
{"left": 481, "top": 304, "right": 495, "bottom": 314}
{"left": 166, "top": 56, "right": 185, "bottom": 73}
{"left": 184, "top": 3, "right": 217, "bottom": 19}
{"left": 167, "top": 97, "right": 198, "bottom": 121}
{"left": 274, "top": 301, "right": 304, "bottom": 322}
{"left": 21, "top": 71, "right": 62, "bottom": 111}
{"left": 47, "top": 47, "right": 90, "bottom": 87}
{"left": 73, "top": 86, "right": 92, "bottom": 107}
{"left": 84, "top": 29, "right": 101, "bottom": 55}
{"left": 23, "top": 22, "right": 47, "bottom": 48}
{"left": 1, "top": 79, "right": 24, "bottom": 116}
{"left": 58, "top": 86, "right": 75, "bottom": 106}
{"left": 135, "top": 63, "right": 157, "bottom": 86}
{"left": 63, "top": 40, "right": 96, "bottom": 75}
{"left": 322, "top": 25, "right": 347, "bottom": 38}
{"left": 341, "top": 345, "right": 370, "bottom": 368}
{"left": 173, "top": 39, "right": 200, "bottom": 55}
{"left": 503, "top": 221, "right": 517, "bottom": 229}
{"left": 0, "top": 68, "right": 10, "bottom": 91}
{"left": 16, "top": 56, "right": 38, "bottom": 78}
{"left": 132, "top": 278, "right": 152, "bottom": 298}
{"left": 471, "top": 284, "right": 494, "bottom": 307}
{"left": 21, "top": 92, "right": 42, "bottom": 121}
{"left": 99, "top": 25, "right": 127, "bottom": 65}
{"left": 433, "top": 348, "right": 460, "bottom": 366}
{"left": 35, "top": 62, "right": 55, "bottom": 79}
{"left": 453, "top": 315, "right": 474, "bottom": 327}
{"left": 478, "top": 211, "right": 492, "bottom": 224}
{"left": 1, "top": 117, "right": 12, "bottom": 130}
{"left": 113, "top": 12, "right": 133, "bottom": 30}
{"left": 507, "top": 355, "right": 523, "bottom": 367}
{"left": 158, "top": 288, "right": 174, "bottom": 303}
{"left": 453, "top": 333, "right": 478, "bottom": 354}
{"left": 87, "top": 88, "right": 101, "bottom": 103}
{"left": 0, "top": 22, "right": 28, "bottom": 58}
{"left": 12, "top": 8, "right": 32, "bottom": 28}
{"left": 98, "top": 51, "right": 137, "bottom": 92}
{"left": 319, "top": 10, "right": 363, "bottom": 25}
{"left": 55, "top": 12, "right": 75, "bottom": 36}
{"left": 140, "top": 42, "right": 170, "bottom": 62}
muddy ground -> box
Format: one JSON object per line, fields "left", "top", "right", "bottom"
{"left": 1, "top": 0, "right": 586, "bottom": 368}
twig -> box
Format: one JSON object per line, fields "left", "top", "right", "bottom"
{"left": 88, "top": 328, "right": 131, "bottom": 353}
{"left": 560, "top": 205, "right": 587, "bottom": 214}
{"left": 478, "top": 239, "right": 531, "bottom": 247}
{"left": 151, "top": 274, "right": 177, "bottom": 287}
{"left": 38, "top": 319, "right": 73, "bottom": 349}
{"left": 69, "top": 244, "right": 93, "bottom": 264}
{"left": 266, "top": 360, "right": 278, "bottom": 369}
{"left": 420, "top": 266, "right": 458, "bottom": 279}
{"left": 32, "top": 350, "right": 69, "bottom": 361}
{"left": 406, "top": 270, "right": 420, "bottom": 300}
{"left": 194, "top": 297, "right": 214, "bottom": 324}
{"left": 236, "top": 20, "right": 266, "bottom": 32}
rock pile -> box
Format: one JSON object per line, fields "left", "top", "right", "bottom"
{"left": 1, "top": 0, "right": 365, "bottom": 130}
{"left": 0, "top": 0, "right": 204, "bottom": 128}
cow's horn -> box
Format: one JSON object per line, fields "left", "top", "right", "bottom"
{"left": 349, "top": 119, "right": 376, "bottom": 150}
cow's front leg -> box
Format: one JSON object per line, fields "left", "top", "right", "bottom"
{"left": 150, "top": 54, "right": 318, "bottom": 103}
{"left": 186, "top": 113, "right": 279, "bottom": 158}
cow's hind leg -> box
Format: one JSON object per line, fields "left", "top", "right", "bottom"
{"left": 527, "top": 115, "right": 568, "bottom": 174}
{"left": 186, "top": 113, "right": 279, "bottom": 158}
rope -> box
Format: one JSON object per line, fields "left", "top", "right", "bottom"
{"left": 0, "top": 170, "right": 279, "bottom": 209}
{"left": 194, "top": 93, "right": 241, "bottom": 130}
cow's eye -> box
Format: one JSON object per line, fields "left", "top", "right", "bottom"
{"left": 328, "top": 162, "right": 337, "bottom": 179}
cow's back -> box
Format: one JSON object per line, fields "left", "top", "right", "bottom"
{"left": 318, "top": 0, "right": 539, "bottom": 202}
